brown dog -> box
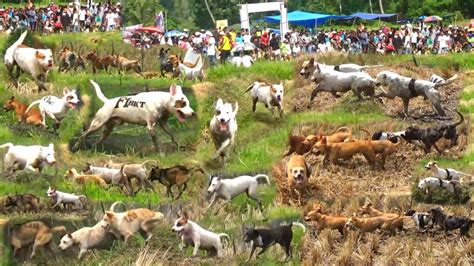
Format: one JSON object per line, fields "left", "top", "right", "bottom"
{"left": 303, "top": 127, "right": 352, "bottom": 147}
{"left": 149, "top": 165, "right": 204, "bottom": 199}
{"left": 114, "top": 55, "right": 142, "bottom": 74}
{"left": 4, "top": 193, "right": 41, "bottom": 213}
{"left": 345, "top": 213, "right": 403, "bottom": 233}
{"left": 362, "top": 129, "right": 402, "bottom": 168}
{"left": 313, "top": 137, "right": 376, "bottom": 166}
{"left": 85, "top": 51, "right": 115, "bottom": 74}
{"left": 11, "top": 221, "right": 66, "bottom": 258}
{"left": 64, "top": 168, "right": 108, "bottom": 188}
{"left": 140, "top": 71, "right": 161, "bottom": 79}
{"left": 358, "top": 202, "right": 398, "bottom": 218}
{"left": 3, "top": 96, "right": 42, "bottom": 126}
{"left": 286, "top": 155, "right": 311, "bottom": 187}
{"left": 304, "top": 206, "right": 349, "bottom": 235}
{"left": 283, "top": 134, "right": 312, "bottom": 156}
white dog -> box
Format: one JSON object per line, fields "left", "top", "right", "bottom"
{"left": 4, "top": 31, "right": 54, "bottom": 91}
{"left": 172, "top": 210, "right": 231, "bottom": 257}
{"left": 374, "top": 71, "right": 458, "bottom": 117}
{"left": 245, "top": 81, "right": 284, "bottom": 118}
{"left": 47, "top": 186, "right": 87, "bottom": 210}
{"left": 424, "top": 161, "right": 473, "bottom": 182}
{"left": 73, "top": 80, "right": 195, "bottom": 151}
{"left": 0, "top": 143, "right": 55, "bottom": 173}
{"left": 26, "top": 88, "right": 80, "bottom": 127}
{"left": 206, "top": 174, "right": 270, "bottom": 211}
{"left": 299, "top": 58, "right": 382, "bottom": 78}
{"left": 231, "top": 55, "right": 254, "bottom": 68}
{"left": 58, "top": 220, "right": 110, "bottom": 259}
{"left": 210, "top": 99, "right": 238, "bottom": 162}
{"left": 82, "top": 163, "right": 133, "bottom": 195}
{"left": 417, "top": 177, "right": 459, "bottom": 194}
{"left": 310, "top": 64, "right": 376, "bottom": 100}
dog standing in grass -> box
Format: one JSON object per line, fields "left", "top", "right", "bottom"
{"left": 245, "top": 81, "right": 284, "bottom": 119}
{"left": 210, "top": 99, "right": 238, "bottom": 163}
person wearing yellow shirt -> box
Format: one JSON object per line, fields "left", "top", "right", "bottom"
{"left": 218, "top": 31, "right": 232, "bottom": 64}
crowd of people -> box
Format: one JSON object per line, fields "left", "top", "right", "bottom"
{"left": 0, "top": 2, "right": 123, "bottom": 34}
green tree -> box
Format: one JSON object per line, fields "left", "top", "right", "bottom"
{"left": 123, "top": 0, "right": 165, "bottom": 26}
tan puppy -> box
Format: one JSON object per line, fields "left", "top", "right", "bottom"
{"left": 345, "top": 213, "right": 403, "bottom": 233}
{"left": 64, "top": 168, "right": 108, "bottom": 188}
{"left": 358, "top": 203, "right": 399, "bottom": 218}
{"left": 303, "top": 127, "right": 352, "bottom": 147}
{"left": 3, "top": 96, "right": 43, "bottom": 126}
{"left": 58, "top": 220, "right": 110, "bottom": 259}
{"left": 11, "top": 221, "right": 66, "bottom": 258}
{"left": 114, "top": 55, "right": 142, "bottom": 74}
{"left": 286, "top": 155, "right": 311, "bottom": 187}
{"left": 304, "top": 206, "right": 349, "bottom": 235}
{"left": 369, "top": 139, "right": 401, "bottom": 168}
{"left": 313, "top": 137, "right": 376, "bottom": 166}
{"left": 103, "top": 202, "right": 164, "bottom": 243}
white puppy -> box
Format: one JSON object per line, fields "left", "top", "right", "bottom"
{"left": 172, "top": 210, "right": 230, "bottom": 257}
{"left": 299, "top": 58, "right": 382, "bottom": 78}
{"left": 206, "top": 174, "right": 270, "bottom": 211}
{"left": 4, "top": 31, "right": 54, "bottom": 91}
{"left": 245, "top": 81, "right": 284, "bottom": 118}
{"left": 310, "top": 64, "right": 376, "bottom": 100}
{"left": 0, "top": 143, "right": 55, "bottom": 173}
{"left": 47, "top": 186, "right": 87, "bottom": 210}
{"left": 374, "top": 71, "right": 458, "bottom": 117}
{"left": 210, "top": 99, "right": 238, "bottom": 162}
{"left": 424, "top": 161, "right": 473, "bottom": 182}
{"left": 58, "top": 220, "right": 110, "bottom": 259}
{"left": 417, "top": 177, "right": 459, "bottom": 194}
{"left": 26, "top": 88, "right": 80, "bottom": 127}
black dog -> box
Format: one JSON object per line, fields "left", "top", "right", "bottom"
{"left": 402, "top": 110, "right": 464, "bottom": 153}
{"left": 243, "top": 222, "right": 305, "bottom": 261}
{"left": 148, "top": 165, "right": 204, "bottom": 199}
{"left": 430, "top": 207, "right": 473, "bottom": 236}
{"left": 5, "top": 193, "right": 41, "bottom": 213}
{"left": 405, "top": 209, "right": 433, "bottom": 230}
{"left": 159, "top": 48, "right": 178, "bottom": 77}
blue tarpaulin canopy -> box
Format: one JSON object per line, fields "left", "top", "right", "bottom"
{"left": 264, "top": 11, "right": 335, "bottom": 27}
{"left": 350, "top": 12, "right": 396, "bottom": 20}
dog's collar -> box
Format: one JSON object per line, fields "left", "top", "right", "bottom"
{"left": 334, "top": 65, "right": 340, "bottom": 72}
{"left": 444, "top": 169, "right": 451, "bottom": 180}
{"left": 438, "top": 178, "right": 443, "bottom": 187}
{"left": 408, "top": 78, "right": 417, "bottom": 97}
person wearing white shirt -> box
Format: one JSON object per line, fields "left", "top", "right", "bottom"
{"left": 206, "top": 32, "right": 217, "bottom": 66}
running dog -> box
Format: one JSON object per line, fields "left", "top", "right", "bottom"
{"left": 47, "top": 187, "right": 87, "bottom": 210}
{"left": 283, "top": 134, "right": 311, "bottom": 156}
{"left": 148, "top": 164, "right": 204, "bottom": 199}
{"left": 4, "top": 31, "right": 54, "bottom": 91}
{"left": 425, "top": 161, "right": 473, "bottom": 182}
{"left": 304, "top": 206, "right": 349, "bottom": 235}
{"left": 371, "top": 130, "right": 405, "bottom": 143}
{"left": 11, "top": 221, "right": 66, "bottom": 259}
{"left": 245, "top": 81, "right": 284, "bottom": 118}
{"left": 286, "top": 155, "right": 311, "bottom": 187}
{"left": 418, "top": 177, "right": 459, "bottom": 194}
{"left": 405, "top": 209, "right": 433, "bottom": 230}
{"left": 26, "top": 88, "right": 80, "bottom": 128}
{"left": 172, "top": 210, "right": 231, "bottom": 257}
{"left": 58, "top": 46, "right": 79, "bottom": 73}
{"left": 82, "top": 163, "right": 133, "bottom": 195}
{"left": 63, "top": 168, "right": 108, "bottom": 188}
{"left": 103, "top": 160, "right": 156, "bottom": 192}
{"left": 374, "top": 71, "right": 458, "bottom": 117}
{"left": 430, "top": 207, "right": 473, "bottom": 236}
{"left": 4, "top": 193, "right": 41, "bottom": 213}
{"left": 58, "top": 220, "right": 110, "bottom": 259}
{"left": 85, "top": 50, "right": 116, "bottom": 74}
{"left": 210, "top": 99, "right": 238, "bottom": 162}
{"left": 357, "top": 203, "right": 404, "bottom": 230}
{"left": 3, "top": 96, "right": 43, "bottom": 126}
{"left": 206, "top": 174, "right": 270, "bottom": 211}
{"left": 103, "top": 201, "right": 164, "bottom": 243}
{"left": 73, "top": 81, "right": 195, "bottom": 151}
{"left": 366, "top": 137, "right": 402, "bottom": 168}
{"left": 0, "top": 143, "right": 56, "bottom": 173}
{"left": 299, "top": 58, "right": 382, "bottom": 78}
{"left": 114, "top": 55, "right": 142, "bottom": 74}
{"left": 303, "top": 127, "right": 352, "bottom": 149}
{"left": 312, "top": 137, "right": 377, "bottom": 166}
{"left": 345, "top": 213, "right": 404, "bottom": 234}
{"left": 159, "top": 48, "right": 179, "bottom": 77}
{"left": 401, "top": 110, "right": 464, "bottom": 154}
{"left": 310, "top": 64, "right": 376, "bottom": 100}
{"left": 244, "top": 222, "right": 305, "bottom": 262}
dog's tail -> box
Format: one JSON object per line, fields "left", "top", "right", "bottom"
{"left": 360, "top": 64, "right": 383, "bottom": 70}
{"left": 254, "top": 174, "right": 270, "bottom": 185}
{"left": 233, "top": 101, "right": 239, "bottom": 115}
{"left": 245, "top": 82, "right": 258, "bottom": 93}
{"left": 145, "top": 212, "right": 165, "bottom": 224}
{"left": 7, "top": 31, "right": 27, "bottom": 55}
{"left": 189, "top": 166, "right": 205, "bottom": 174}
{"left": 0, "top": 143, "right": 14, "bottom": 150}
{"left": 453, "top": 110, "right": 464, "bottom": 127}
{"left": 109, "top": 201, "right": 126, "bottom": 212}
{"left": 218, "top": 233, "right": 235, "bottom": 254}
{"left": 360, "top": 128, "right": 371, "bottom": 140}
{"left": 290, "top": 222, "right": 306, "bottom": 233}
{"left": 434, "top": 74, "right": 458, "bottom": 89}
{"left": 50, "top": 225, "right": 67, "bottom": 234}
{"left": 90, "top": 80, "right": 109, "bottom": 103}
{"left": 330, "top": 126, "right": 351, "bottom": 135}
{"left": 25, "top": 100, "right": 41, "bottom": 114}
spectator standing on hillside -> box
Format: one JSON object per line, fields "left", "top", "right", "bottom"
{"left": 206, "top": 31, "right": 217, "bottom": 67}
{"left": 72, "top": 8, "right": 80, "bottom": 32}
{"left": 218, "top": 31, "right": 231, "bottom": 64}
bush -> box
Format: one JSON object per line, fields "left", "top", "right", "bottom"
{"left": 411, "top": 182, "right": 471, "bottom": 205}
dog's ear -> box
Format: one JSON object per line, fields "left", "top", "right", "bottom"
{"left": 105, "top": 211, "right": 114, "bottom": 218}
{"left": 367, "top": 202, "right": 372, "bottom": 207}
{"left": 271, "top": 86, "right": 277, "bottom": 93}
{"left": 308, "top": 58, "right": 314, "bottom": 66}
{"left": 49, "top": 143, "right": 54, "bottom": 150}
{"left": 305, "top": 160, "right": 312, "bottom": 176}
{"left": 315, "top": 63, "right": 320, "bottom": 72}
{"left": 321, "top": 137, "right": 327, "bottom": 145}
{"left": 170, "top": 84, "right": 182, "bottom": 96}
{"left": 433, "top": 161, "right": 437, "bottom": 165}
{"left": 10, "top": 96, "right": 15, "bottom": 100}
{"left": 182, "top": 209, "right": 189, "bottom": 220}
{"left": 63, "top": 87, "right": 70, "bottom": 95}
{"left": 67, "top": 232, "right": 73, "bottom": 239}
{"left": 215, "top": 98, "right": 223, "bottom": 108}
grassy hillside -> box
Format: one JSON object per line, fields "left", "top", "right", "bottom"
{"left": 0, "top": 32, "right": 473, "bottom": 265}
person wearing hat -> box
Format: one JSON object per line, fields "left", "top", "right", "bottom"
{"left": 218, "top": 31, "right": 231, "bottom": 64}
